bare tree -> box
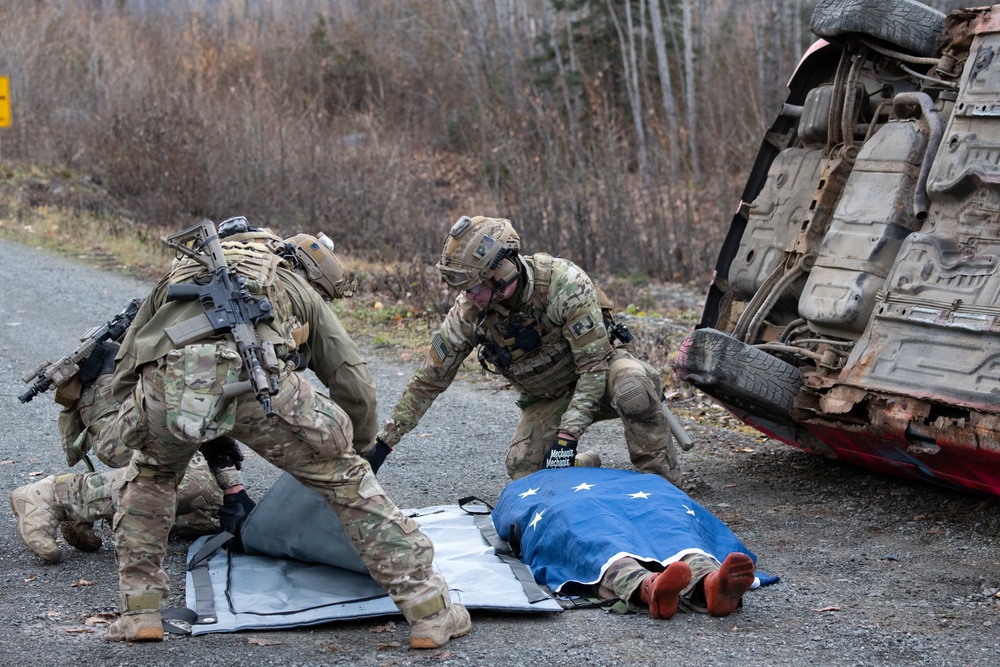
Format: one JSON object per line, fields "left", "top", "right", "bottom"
{"left": 605, "top": 0, "right": 649, "bottom": 181}
{"left": 648, "top": 0, "right": 679, "bottom": 180}
{"left": 682, "top": 0, "right": 700, "bottom": 182}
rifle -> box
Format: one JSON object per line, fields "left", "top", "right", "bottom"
{"left": 162, "top": 220, "right": 280, "bottom": 417}
{"left": 19, "top": 298, "right": 143, "bottom": 403}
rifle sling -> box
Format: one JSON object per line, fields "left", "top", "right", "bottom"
{"left": 165, "top": 313, "right": 219, "bottom": 347}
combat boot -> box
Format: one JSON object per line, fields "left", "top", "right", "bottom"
{"left": 409, "top": 602, "right": 472, "bottom": 649}
{"left": 107, "top": 592, "right": 164, "bottom": 642}
{"left": 704, "top": 552, "right": 755, "bottom": 617}
{"left": 60, "top": 521, "right": 103, "bottom": 552}
{"left": 106, "top": 610, "right": 164, "bottom": 642}
{"left": 9, "top": 476, "right": 63, "bottom": 563}
{"left": 638, "top": 560, "right": 692, "bottom": 619}
{"left": 574, "top": 450, "right": 602, "bottom": 468}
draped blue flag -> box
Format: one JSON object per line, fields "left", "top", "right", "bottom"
{"left": 493, "top": 468, "right": 775, "bottom": 592}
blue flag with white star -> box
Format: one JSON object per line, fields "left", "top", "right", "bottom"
{"left": 493, "top": 468, "right": 766, "bottom": 592}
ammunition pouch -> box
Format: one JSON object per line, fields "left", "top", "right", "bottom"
{"left": 163, "top": 341, "right": 242, "bottom": 442}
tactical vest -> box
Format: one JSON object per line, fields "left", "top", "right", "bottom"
{"left": 475, "top": 254, "right": 581, "bottom": 398}
{"left": 168, "top": 239, "right": 300, "bottom": 353}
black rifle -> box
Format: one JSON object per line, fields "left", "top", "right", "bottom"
{"left": 19, "top": 298, "right": 143, "bottom": 403}
{"left": 162, "top": 220, "right": 280, "bottom": 416}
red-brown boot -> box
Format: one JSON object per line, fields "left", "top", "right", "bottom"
{"left": 638, "top": 561, "right": 692, "bottom": 619}
{"left": 704, "top": 552, "right": 755, "bottom": 617}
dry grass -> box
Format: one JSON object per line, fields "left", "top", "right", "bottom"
{"left": 0, "top": 165, "right": 708, "bottom": 397}
{"left": 0, "top": 1, "right": 802, "bottom": 284}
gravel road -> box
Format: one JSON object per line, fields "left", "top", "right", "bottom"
{"left": 1, "top": 238, "right": 999, "bottom": 667}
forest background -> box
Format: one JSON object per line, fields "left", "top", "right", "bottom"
{"left": 0, "top": 0, "right": 968, "bottom": 306}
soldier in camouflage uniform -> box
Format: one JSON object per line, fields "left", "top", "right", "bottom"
{"left": 10, "top": 333, "right": 245, "bottom": 565}
{"left": 102, "top": 220, "right": 469, "bottom": 648}
{"left": 9, "top": 228, "right": 357, "bottom": 564}
{"left": 367, "top": 216, "right": 681, "bottom": 483}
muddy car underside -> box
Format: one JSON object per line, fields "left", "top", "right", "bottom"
{"left": 678, "top": 1, "right": 1000, "bottom": 496}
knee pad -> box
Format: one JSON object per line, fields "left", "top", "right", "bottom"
{"left": 611, "top": 372, "right": 658, "bottom": 418}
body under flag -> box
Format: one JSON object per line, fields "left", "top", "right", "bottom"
{"left": 493, "top": 468, "right": 777, "bottom": 592}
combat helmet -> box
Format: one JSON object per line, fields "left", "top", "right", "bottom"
{"left": 283, "top": 232, "right": 352, "bottom": 300}
{"left": 436, "top": 216, "right": 521, "bottom": 292}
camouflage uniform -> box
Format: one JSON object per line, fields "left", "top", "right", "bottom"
{"left": 596, "top": 553, "right": 723, "bottom": 613}
{"left": 54, "top": 371, "right": 224, "bottom": 537}
{"left": 379, "top": 253, "right": 680, "bottom": 481}
{"left": 107, "top": 241, "right": 449, "bottom": 627}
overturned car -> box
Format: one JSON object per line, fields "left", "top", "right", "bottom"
{"left": 677, "top": 0, "right": 1000, "bottom": 496}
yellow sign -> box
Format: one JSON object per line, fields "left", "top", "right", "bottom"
{"left": 0, "top": 77, "right": 11, "bottom": 128}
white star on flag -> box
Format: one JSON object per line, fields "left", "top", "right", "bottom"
{"left": 518, "top": 488, "right": 539, "bottom": 499}
{"left": 629, "top": 491, "right": 651, "bottom": 499}
{"left": 573, "top": 483, "right": 595, "bottom": 492}
{"left": 528, "top": 511, "right": 545, "bottom": 529}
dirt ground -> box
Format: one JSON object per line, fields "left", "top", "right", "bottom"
{"left": 2, "top": 238, "right": 999, "bottom": 667}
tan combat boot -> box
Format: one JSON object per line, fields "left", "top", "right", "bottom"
{"left": 574, "top": 450, "right": 602, "bottom": 468}
{"left": 60, "top": 521, "right": 103, "bottom": 552}
{"left": 409, "top": 601, "right": 472, "bottom": 649}
{"left": 9, "top": 476, "right": 63, "bottom": 563}
{"left": 106, "top": 610, "right": 164, "bottom": 642}
{"left": 106, "top": 593, "right": 164, "bottom": 642}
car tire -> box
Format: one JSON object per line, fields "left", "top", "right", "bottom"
{"left": 675, "top": 328, "right": 802, "bottom": 421}
{"left": 810, "top": 0, "right": 945, "bottom": 57}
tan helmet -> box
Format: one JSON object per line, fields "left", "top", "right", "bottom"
{"left": 436, "top": 216, "right": 521, "bottom": 291}
{"left": 283, "top": 232, "right": 352, "bottom": 300}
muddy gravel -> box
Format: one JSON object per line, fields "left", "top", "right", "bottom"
{"left": 1, "top": 238, "right": 999, "bottom": 667}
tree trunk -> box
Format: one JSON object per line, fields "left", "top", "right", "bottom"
{"left": 605, "top": 0, "right": 649, "bottom": 182}
{"left": 682, "top": 0, "right": 700, "bottom": 182}
{"left": 648, "top": 0, "right": 679, "bottom": 180}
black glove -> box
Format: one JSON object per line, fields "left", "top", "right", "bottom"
{"left": 200, "top": 436, "right": 245, "bottom": 473}
{"left": 543, "top": 436, "right": 577, "bottom": 469}
{"left": 218, "top": 489, "right": 256, "bottom": 551}
{"left": 365, "top": 438, "right": 392, "bottom": 475}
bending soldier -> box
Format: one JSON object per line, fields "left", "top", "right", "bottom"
{"left": 9, "top": 226, "right": 365, "bottom": 563}
{"left": 103, "top": 219, "right": 469, "bottom": 648}
{"left": 10, "top": 363, "right": 246, "bottom": 563}
{"left": 370, "top": 216, "right": 683, "bottom": 482}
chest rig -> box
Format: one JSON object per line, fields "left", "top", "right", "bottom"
{"left": 475, "top": 254, "right": 579, "bottom": 398}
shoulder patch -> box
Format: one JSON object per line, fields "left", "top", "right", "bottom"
{"left": 567, "top": 313, "right": 598, "bottom": 340}
{"left": 432, "top": 333, "right": 448, "bottom": 361}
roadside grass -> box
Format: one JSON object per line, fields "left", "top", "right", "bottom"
{"left": 0, "top": 165, "right": 730, "bottom": 426}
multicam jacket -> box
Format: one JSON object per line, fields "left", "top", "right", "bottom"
{"left": 112, "top": 242, "right": 377, "bottom": 450}
{"left": 380, "top": 253, "right": 615, "bottom": 446}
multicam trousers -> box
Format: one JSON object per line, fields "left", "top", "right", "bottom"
{"left": 49, "top": 453, "right": 222, "bottom": 536}
{"left": 56, "top": 373, "right": 225, "bottom": 534}
{"left": 506, "top": 349, "right": 680, "bottom": 482}
{"left": 596, "top": 553, "right": 721, "bottom": 613}
{"left": 111, "top": 355, "right": 448, "bottom": 622}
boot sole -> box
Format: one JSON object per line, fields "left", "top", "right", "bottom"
{"left": 650, "top": 561, "right": 693, "bottom": 619}
{"left": 706, "top": 553, "right": 755, "bottom": 617}
{"left": 409, "top": 608, "right": 472, "bottom": 649}
{"left": 106, "top": 626, "right": 165, "bottom": 642}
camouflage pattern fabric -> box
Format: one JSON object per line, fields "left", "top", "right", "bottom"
{"left": 114, "top": 267, "right": 377, "bottom": 451}
{"left": 380, "top": 254, "right": 679, "bottom": 481}
{"left": 595, "top": 553, "right": 721, "bottom": 612}
{"left": 48, "top": 452, "right": 222, "bottom": 536}
{"left": 109, "top": 260, "right": 446, "bottom": 619}
{"left": 111, "top": 361, "right": 446, "bottom": 617}
{"left": 162, "top": 341, "right": 242, "bottom": 441}
{"left": 506, "top": 351, "right": 678, "bottom": 481}
{"left": 53, "top": 373, "right": 224, "bottom": 532}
